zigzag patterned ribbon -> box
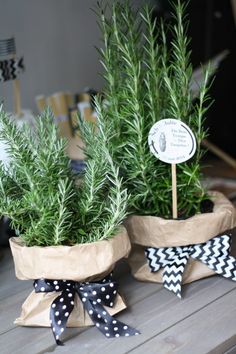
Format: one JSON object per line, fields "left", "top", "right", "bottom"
{"left": 0, "top": 57, "right": 24, "bottom": 82}
{"left": 0, "top": 38, "right": 16, "bottom": 56}
{"left": 34, "top": 273, "right": 140, "bottom": 345}
{"left": 145, "top": 234, "right": 236, "bottom": 298}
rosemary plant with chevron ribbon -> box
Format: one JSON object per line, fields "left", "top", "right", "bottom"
{"left": 95, "top": 0, "right": 213, "bottom": 219}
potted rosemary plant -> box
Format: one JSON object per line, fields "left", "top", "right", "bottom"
{"left": 97, "top": 0, "right": 236, "bottom": 298}
{"left": 0, "top": 106, "right": 139, "bottom": 344}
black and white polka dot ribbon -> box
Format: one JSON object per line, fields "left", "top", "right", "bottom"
{"left": 145, "top": 233, "right": 236, "bottom": 298}
{"left": 34, "top": 274, "right": 140, "bottom": 345}
{"left": 0, "top": 57, "right": 24, "bottom": 82}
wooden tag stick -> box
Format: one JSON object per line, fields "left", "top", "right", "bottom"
{"left": 171, "top": 163, "right": 178, "bottom": 219}
{"left": 148, "top": 119, "right": 196, "bottom": 220}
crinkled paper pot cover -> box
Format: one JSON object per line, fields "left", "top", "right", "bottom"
{"left": 125, "top": 191, "right": 236, "bottom": 284}
{"left": 14, "top": 291, "right": 126, "bottom": 328}
{"left": 10, "top": 226, "right": 130, "bottom": 327}
{"left": 9, "top": 226, "right": 130, "bottom": 281}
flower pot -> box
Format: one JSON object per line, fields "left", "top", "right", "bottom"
{"left": 9, "top": 226, "right": 131, "bottom": 328}
{"left": 125, "top": 192, "right": 236, "bottom": 286}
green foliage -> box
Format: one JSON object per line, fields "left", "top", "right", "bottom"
{"left": 96, "top": 0, "right": 213, "bottom": 218}
{"left": 0, "top": 106, "right": 128, "bottom": 246}
{"left": 77, "top": 98, "right": 128, "bottom": 242}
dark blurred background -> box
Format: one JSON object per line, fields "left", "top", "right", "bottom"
{"left": 152, "top": 0, "right": 236, "bottom": 157}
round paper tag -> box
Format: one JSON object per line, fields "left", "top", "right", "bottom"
{"left": 148, "top": 119, "right": 196, "bottom": 164}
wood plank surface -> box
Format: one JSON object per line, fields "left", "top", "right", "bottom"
{"left": 225, "top": 344, "right": 236, "bottom": 354}
{"left": 51, "top": 277, "right": 236, "bottom": 354}
{"left": 129, "top": 289, "right": 236, "bottom": 354}
{"left": 1, "top": 248, "right": 236, "bottom": 354}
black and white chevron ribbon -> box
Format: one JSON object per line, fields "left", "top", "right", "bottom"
{"left": 0, "top": 57, "right": 24, "bottom": 82}
{"left": 145, "top": 234, "right": 236, "bottom": 298}
{"left": 0, "top": 38, "right": 16, "bottom": 56}
{"left": 34, "top": 273, "right": 140, "bottom": 345}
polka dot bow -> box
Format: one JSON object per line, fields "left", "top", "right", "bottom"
{"left": 34, "top": 274, "right": 140, "bottom": 345}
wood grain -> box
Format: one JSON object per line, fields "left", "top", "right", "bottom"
{"left": 1, "top": 248, "right": 236, "bottom": 353}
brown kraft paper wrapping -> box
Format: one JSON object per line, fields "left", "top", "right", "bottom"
{"left": 126, "top": 192, "right": 236, "bottom": 284}
{"left": 10, "top": 226, "right": 130, "bottom": 327}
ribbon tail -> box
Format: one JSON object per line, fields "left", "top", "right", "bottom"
{"left": 55, "top": 339, "right": 64, "bottom": 346}
{"left": 198, "top": 255, "right": 236, "bottom": 281}
{"left": 163, "top": 254, "right": 189, "bottom": 299}
{"left": 49, "top": 289, "right": 75, "bottom": 345}
{"left": 77, "top": 274, "right": 140, "bottom": 338}
{"left": 84, "top": 300, "right": 140, "bottom": 338}
{"left": 192, "top": 234, "right": 236, "bottom": 282}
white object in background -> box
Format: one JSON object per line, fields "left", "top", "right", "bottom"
{"left": 10, "top": 109, "right": 35, "bottom": 130}
{"left": 0, "top": 109, "right": 35, "bottom": 167}
{"left": 0, "top": 139, "right": 10, "bottom": 167}
{"left": 77, "top": 101, "right": 91, "bottom": 118}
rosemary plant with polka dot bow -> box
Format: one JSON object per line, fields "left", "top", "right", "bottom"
{"left": 0, "top": 106, "right": 128, "bottom": 246}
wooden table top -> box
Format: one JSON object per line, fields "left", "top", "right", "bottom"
{"left": 1, "top": 243, "right": 236, "bottom": 354}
